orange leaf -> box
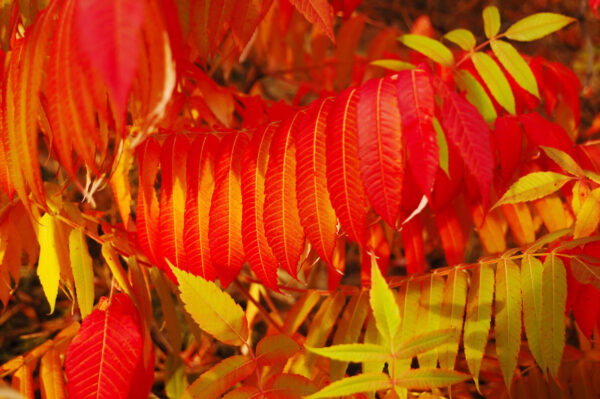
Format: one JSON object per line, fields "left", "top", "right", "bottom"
{"left": 209, "top": 133, "right": 249, "bottom": 287}
{"left": 11, "top": 362, "right": 34, "bottom": 399}
{"left": 184, "top": 135, "right": 219, "bottom": 280}
{"left": 40, "top": 348, "right": 67, "bottom": 399}
{"left": 288, "top": 0, "right": 335, "bottom": 42}
{"left": 435, "top": 204, "right": 465, "bottom": 265}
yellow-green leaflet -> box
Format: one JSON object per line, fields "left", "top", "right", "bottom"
{"left": 574, "top": 188, "right": 600, "bottom": 239}
{"left": 495, "top": 259, "right": 522, "bottom": 389}
{"left": 521, "top": 255, "right": 545, "bottom": 371}
{"left": 395, "top": 329, "right": 455, "bottom": 359}
{"left": 306, "top": 343, "right": 390, "bottom": 362}
{"left": 394, "top": 369, "right": 470, "bottom": 389}
{"left": 305, "top": 373, "right": 391, "bottom": 399}
{"left": 443, "top": 29, "right": 476, "bottom": 51}
{"left": 416, "top": 273, "right": 445, "bottom": 368}
{"left": 541, "top": 146, "right": 584, "bottom": 177}
{"left": 541, "top": 255, "right": 567, "bottom": 378}
{"left": 505, "top": 13, "right": 576, "bottom": 42}
{"left": 433, "top": 117, "right": 450, "bottom": 176}
{"left": 472, "top": 51, "right": 515, "bottom": 114}
{"left": 38, "top": 213, "right": 67, "bottom": 314}
{"left": 398, "top": 34, "right": 454, "bottom": 67}
{"left": 369, "top": 256, "right": 400, "bottom": 346}
{"left": 483, "top": 6, "right": 500, "bottom": 38}
{"left": 370, "top": 59, "right": 415, "bottom": 71}
{"left": 493, "top": 172, "right": 573, "bottom": 208}
{"left": 68, "top": 228, "right": 94, "bottom": 319}
{"left": 173, "top": 267, "right": 249, "bottom": 346}
{"left": 464, "top": 263, "right": 494, "bottom": 390}
{"left": 363, "top": 315, "right": 385, "bottom": 374}
{"left": 490, "top": 40, "right": 539, "bottom": 97}
{"left": 454, "top": 69, "right": 497, "bottom": 123}
{"left": 395, "top": 280, "right": 421, "bottom": 345}
{"left": 438, "top": 269, "right": 468, "bottom": 369}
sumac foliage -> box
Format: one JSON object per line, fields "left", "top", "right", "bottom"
{"left": 1, "top": 1, "right": 600, "bottom": 398}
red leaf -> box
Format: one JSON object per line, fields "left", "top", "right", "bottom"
{"left": 357, "top": 77, "right": 404, "bottom": 228}
{"left": 519, "top": 113, "right": 575, "bottom": 156}
{"left": 241, "top": 126, "right": 279, "bottom": 290}
{"left": 326, "top": 88, "right": 368, "bottom": 246}
{"left": 402, "top": 216, "right": 425, "bottom": 274}
{"left": 264, "top": 113, "right": 306, "bottom": 277}
{"left": 296, "top": 98, "right": 337, "bottom": 266}
{"left": 435, "top": 204, "right": 465, "bottom": 265}
{"left": 572, "top": 284, "right": 600, "bottom": 338}
{"left": 159, "top": 134, "right": 189, "bottom": 272}
{"left": 207, "top": 0, "right": 235, "bottom": 55}
{"left": 360, "top": 222, "right": 390, "bottom": 286}
{"left": 75, "top": 0, "right": 145, "bottom": 115}
{"left": 230, "top": 0, "right": 273, "bottom": 51}
{"left": 437, "top": 80, "right": 493, "bottom": 208}
{"left": 136, "top": 138, "right": 161, "bottom": 267}
{"left": 65, "top": 294, "right": 149, "bottom": 399}
{"left": 396, "top": 68, "right": 438, "bottom": 199}
{"left": 493, "top": 116, "right": 523, "bottom": 189}
{"left": 209, "top": 133, "right": 249, "bottom": 288}
{"left": 592, "top": 0, "right": 600, "bottom": 17}
{"left": 184, "top": 135, "right": 219, "bottom": 280}
{"left": 288, "top": 0, "right": 335, "bottom": 42}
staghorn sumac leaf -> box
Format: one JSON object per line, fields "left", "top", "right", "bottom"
{"left": 437, "top": 80, "right": 493, "bottom": 207}
{"left": 396, "top": 68, "right": 438, "bottom": 199}
{"left": 502, "top": 203, "right": 536, "bottom": 245}
{"left": 471, "top": 51, "right": 516, "bottom": 114}
{"left": 209, "top": 132, "right": 249, "bottom": 287}
{"left": 182, "top": 355, "right": 256, "bottom": 399}
{"left": 296, "top": 98, "right": 337, "bottom": 266}
{"left": 464, "top": 262, "right": 494, "bottom": 389}
{"left": 541, "top": 254, "right": 567, "bottom": 378}
{"left": 136, "top": 138, "right": 161, "bottom": 266}
{"left": 326, "top": 88, "right": 368, "bottom": 245}
{"left": 505, "top": 13, "right": 576, "bottom": 42}
{"left": 369, "top": 59, "right": 415, "bottom": 71}
{"left": 307, "top": 344, "right": 390, "bottom": 362}
{"left": 454, "top": 69, "right": 497, "bottom": 123}
{"left": 263, "top": 373, "right": 318, "bottom": 399}
{"left": 395, "top": 329, "right": 455, "bottom": 359}
{"left": 520, "top": 113, "right": 575, "bottom": 156}
{"left": 398, "top": 34, "right": 454, "bottom": 67}
{"left": 494, "top": 259, "right": 522, "bottom": 389}
{"left": 159, "top": 134, "right": 189, "bottom": 272}
{"left": 394, "top": 369, "right": 470, "bottom": 389}
{"left": 69, "top": 228, "right": 94, "bottom": 319}
{"left": 416, "top": 273, "right": 445, "bottom": 368}
{"left": 443, "top": 29, "right": 476, "bottom": 51}
{"left": 438, "top": 268, "right": 468, "bottom": 369}
{"left": 230, "top": 0, "right": 273, "bottom": 51}
{"left": 241, "top": 126, "right": 279, "bottom": 290}
{"left": 283, "top": 290, "right": 320, "bottom": 335}
{"left": 369, "top": 256, "right": 400, "bottom": 345}
{"left": 490, "top": 39, "right": 540, "bottom": 98}
{"left": 574, "top": 188, "right": 600, "bottom": 239}
{"left": 494, "top": 172, "right": 573, "bottom": 208}
{"left": 483, "top": 6, "right": 500, "bottom": 38}
{"left": 357, "top": 78, "right": 404, "bottom": 228}
{"left": 288, "top": 0, "right": 335, "bottom": 42}
{"left": 40, "top": 348, "right": 66, "bottom": 399}
{"left": 38, "top": 213, "right": 70, "bottom": 314}
{"left": 305, "top": 373, "right": 391, "bottom": 399}
{"left": 255, "top": 334, "right": 300, "bottom": 366}
{"left": 173, "top": 266, "right": 249, "bottom": 346}
{"left": 65, "top": 294, "right": 147, "bottom": 399}
{"left": 222, "top": 386, "right": 260, "bottom": 399}
{"left": 264, "top": 113, "right": 305, "bottom": 277}
{"left": 110, "top": 140, "right": 135, "bottom": 229}
{"left": 521, "top": 255, "right": 546, "bottom": 370}
{"left": 541, "top": 146, "right": 584, "bottom": 177}
{"left": 184, "top": 135, "right": 219, "bottom": 280}
{"left": 75, "top": 0, "right": 146, "bottom": 115}
{"left": 12, "top": 362, "right": 34, "bottom": 399}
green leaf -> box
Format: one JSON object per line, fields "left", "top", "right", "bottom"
{"left": 438, "top": 269, "right": 468, "bottom": 369}
{"left": 464, "top": 263, "right": 494, "bottom": 390}
{"left": 454, "top": 69, "right": 497, "bottom": 123}
{"left": 471, "top": 51, "right": 515, "bottom": 114}
{"left": 69, "top": 228, "right": 94, "bottom": 319}
{"left": 256, "top": 334, "right": 300, "bottom": 366}
{"left": 483, "top": 6, "right": 501, "bottom": 38}
{"left": 521, "top": 255, "right": 545, "bottom": 371}
{"left": 369, "top": 255, "right": 400, "bottom": 346}
{"left": 307, "top": 343, "right": 390, "bottom": 362}
{"left": 304, "top": 373, "right": 391, "bottom": 399}
{"left": 490, "top": 40, "right": 539, "bottom": 97}
{"left": 495, "top": 259, "right": 522, "bottom": 389}
{"left": 182, "top": 355, "right": 256, "bottom": 399}
{"left": 173, "top": 266, "right": 249, "bottom": 346}
{"left": 541, "top": 255, "right": 567, "bottom": 378}
{"left": 398, "top": 34, "right": 454, "bottom": 67}
{"left": 443, "top": 29, "right": 476, "bottom": 51}
{"left": 505, "top": 13, "right": 576, "bottom": 42}
{"left": 416, "top": 274, "right": 445, "bottom": 368}
{"left": 493, "top": 172, "right": 573, "bottom": 208}
{"left": 394, "top": 369, "right": 470, "bottom": 389}
{"left": 363, "top": 314, "right": 385, "bottom": 374}
{"left": 433, "top": 117, "right": 450, "bottom": 176}
{"left": 370, "top": 59, "right": 415, "bottom": 71}
{"left": 38, "top": 214, "right": 69, "bottom": 314}
{"left": 395, "top": 329, "right": 455, "bottom": 359}
{"left": 541, "top": 146, "right": 584, "bottom": 177}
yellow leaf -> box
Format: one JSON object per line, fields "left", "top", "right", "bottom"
{"left": 472, "top": 51, "right": 515, "bottom": 114}
{"left": 443, "top": 29, "right": 476, "bottom": 51}
{"left": 521, "top": 255, "right": 545, "bottom": 371}
{"left": 494, "top": 259, "right": 522, "bottom": 389}
{"left": 394, "top": 369, "right": 470, "bottom": 389}
{"left": 398, "top": 34, "right": 454, "bottom": 67}
{"left": 305, "top": 373, "right": 391, "bottom": 399}
{"left": 369, "top": 59, "right": 415, "bottom": 71}
{"left": 533, "top": 193, "right": 569, "bottom": 232}
{"left": 370, "top": 255, "right": 400, "bottom": 346}
{"left": 483, "top": 6, "right": 500, "bottom": 38}
{"left": 109, "top": 139, "right": 135, "bottom": 229}
{"left": 541, "top": 146, "right": 584, "bottom": 177}
{"left": 464, "top": 263, "right": 494, "bottom": 390}
{"left": 490, "top": 40, "right": 539, "bottom": 97}
{"left": 494, "top": 172, "right": 573, "bottom": 208}
{"left": 438, "top": 268, "right": 468, "bottom": 369}
{"left": 574, "top": 188, "right": 600, "bottom": 239}
{"left": 283, "top": 290, "right": 320, "bottom": 335}
{"left": 502, "top": 203, "right": 535, "bottom": 245}
{"left": 68, "top": 228, "right": 94, "bottom": 319}
{"left": 541, "top": 254, "right": 567, "bottom": 378}
{"left": 173, "top": 266, "right": 249, "bottom": 346}
{"left": 416, "top": 274, "right": 445, "bottom": 368}
{"left": 39, "top": 348, "right": 66, "bottom": 399}
{"left": 505, "top": 13, "right": 576, "bottom": 42}
{"left": 101, "top": 242, "right": 135, "bottom": 300}
{"left": 454, "top": 69, "right": 497, "bottom": 123}
{"left": 363, "top": 314, "right": 384, "bottom": 374}
{"left": 38, "top": 214, "right": 68, "bottom": 313}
